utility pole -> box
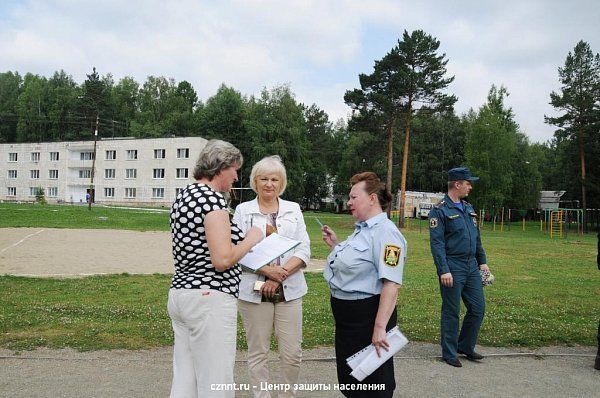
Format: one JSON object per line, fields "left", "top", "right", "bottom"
{"left": 88, "top": 114, "right": 99, "bottom": 211}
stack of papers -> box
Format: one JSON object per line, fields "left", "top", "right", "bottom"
{"left": 238, "top": 233, "right": 301, "bottom": 271}
{"left": 346, "top": 326, "right": 409, "bottom": 382}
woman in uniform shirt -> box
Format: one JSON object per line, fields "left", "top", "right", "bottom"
{"left": 322, "top": 172, "right": 407, "bottom": 398}
{"left": 233, "top": 155, "right": 310, "bottom": 398}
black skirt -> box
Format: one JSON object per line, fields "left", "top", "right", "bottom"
{"left": 330, "top": 295, "right": 397, "bottom": 398}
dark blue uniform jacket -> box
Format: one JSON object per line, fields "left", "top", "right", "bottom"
{"left": 429, "top": 195, "right": 487, "bottom": 275}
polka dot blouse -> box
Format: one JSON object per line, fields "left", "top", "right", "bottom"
{"left": 170, "top": 183, "right": 243, "bottom": 297}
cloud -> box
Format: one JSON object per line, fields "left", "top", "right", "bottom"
{"left": 0, "top": 0, "right": 598, "bottom": 143}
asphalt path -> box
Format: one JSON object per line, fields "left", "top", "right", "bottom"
{"left": 1, "top": 344, "right": 598, "bottom": 397}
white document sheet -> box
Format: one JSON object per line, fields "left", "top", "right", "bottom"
{"left": 238, "top": 233, "right": 301, "bottom": 271}
{"left": 346, "top": 326, "right": 409, "bottom": 382}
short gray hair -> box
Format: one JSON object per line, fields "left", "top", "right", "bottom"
{"left": 249, "top": 155, "right": 287, "bottom": 195}
{"left": 193, "top": 139, "right": 243, "bottom": 180}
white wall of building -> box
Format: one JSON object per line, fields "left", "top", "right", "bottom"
{"left": 1, "top": 137, "right": 207, "bottom": 205}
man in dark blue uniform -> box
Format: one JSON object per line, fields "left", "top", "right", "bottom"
{"left": 428, "top": 167, "right": 490, "bottom": 367}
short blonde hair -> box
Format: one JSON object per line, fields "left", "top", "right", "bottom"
{"left": 249, "top": 155, "right": 287, "bottom": 195}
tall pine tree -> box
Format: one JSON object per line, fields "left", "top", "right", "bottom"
{"left": 546, "top": 40, "right": 600, "bottom": 229}
{"left": 345, "top": 30, "right": 456, "bottom": 225}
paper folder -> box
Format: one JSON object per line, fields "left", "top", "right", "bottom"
{"left": 346, "top": 326, "right": 408, "bottom": 382}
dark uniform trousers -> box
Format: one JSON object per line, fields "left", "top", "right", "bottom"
{"left": 331, "top": 295, "right": 397, "bottom": 398}
{"left": 439, "top": 257, "right": 485, "bottom": 360}
{"left": 429, "top": 196, "right": 487, "bottom": 361}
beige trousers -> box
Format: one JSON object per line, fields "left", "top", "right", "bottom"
{"left": 168, "top": 289, "right": 237, "bottom": 398}
{"left": 238, "top": 298, "right": 303, "bottom": 398}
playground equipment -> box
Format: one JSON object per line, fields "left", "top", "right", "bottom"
{"left": 549, "top": 210, "right": 564, "bottom": 238}
{"left": 542, "top": 208, "right": 584, "bottom": 238}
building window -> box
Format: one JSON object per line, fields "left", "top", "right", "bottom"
{"left": 106, "top": 150, "right": 116, "bottom": 160}
{"left": 7, "top": 187, "right": 17, "bottom": 196}
{"left": 176, "top": 168, "right": 189, "bottom": 179}
{"left": 50, "top": 151, "right": 60, "bottom": 161}
{"left": 104, "top": 169, "right": 115, "bottom": 179}
{"left": 125, "top": 188, "right": 136, "bottom": 198}
{"left": 175, "top": 188, "right": 182, "bottom": 197}
{"left": 104, "top": 187, "right": 115, "bottom": 198}
{"left": 80, "top": 152, "right": 94, "bottom": 160}
{"left": 177, "top": 148, "right": 189, "bottom": 159}
{"left": 154, "top": 149, "right": 166, "bottom": 159}
{"left": 31, "top": 152, "right": 40, "bottom": 162}
{"left": 126, "top": 150, "right": 138, "bottom": 160}
{"left": 152, "top": 188, "right": 165, "bottom": 198}
{"left": 49, "top": 169, "right": 59, "bottom": 179}
{"left": 47, "top": 187, "right": 58, "bottom": 197}
{"left": 30, "top": 170, "right": 40, "bottom": 179}
{"left": 79, "top": 169, "right": 92, "bottom": 179}
{"left": 8, "top": 170, "right": 17, "bottom": 179}
{"left": 9, "top": 152, "right": 18, "bottom": 162}
{"left": 29, "top": 187, "right": 38, "bottom": 196}
{"left": 153, "top": 168, "right": 165, "bottom": 179}
{"left": 125, "top": 168, "right": 137, "bottom": 179}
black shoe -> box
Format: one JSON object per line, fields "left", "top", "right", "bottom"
{"left": 444, "top": 358, "right": 463, "bottom": 367}
{"left": 458, "top": 350, "right": 484, "bottom": 361}
{"left": 595, "top": 355, "right": 600, "bottom": 370}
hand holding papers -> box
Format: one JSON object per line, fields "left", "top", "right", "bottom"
{"left": 346, "top": 326, "right": 408, "bottom": 382}
{"left": 238, "top": 233, "right": 301, "bottom": 272}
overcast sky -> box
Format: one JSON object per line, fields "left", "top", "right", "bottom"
{"left": 1, "top": 0, "right": 599, "bottom": 143}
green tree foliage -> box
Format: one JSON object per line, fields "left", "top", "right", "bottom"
{"left": 546, "top": 40, "right": 600, "bottom": 216}
{"left": 0, "top": 71, "right": 23, "bottom": 142}
{"left": 507, "top": 133, "right": 542, "bottom": 209}
{"left": 110, "top": 76, "right": 139, "bottom": 137}
{"left": 175, "top": 81, "right": 198, "bottom": 113}
{"left": 134, "top": 76, "right": 176, "bottom": 137}
{"left": 16, "top": 73, "right": 51, "bottom": 142}
{"left": 243, "top": 86, "right": 308, "bottom": 204}
{"left": 407, "top": 111, "right": 466, "bottom": 193}
{"left": 200, "top": 84, "right": 246, "bottom": 142}
{"left": 47, "top": 70, "right": 79, "bottom": 141}
{"left": 35, "top": 187, "right": 47, "bottom": 205}
{"left": 303, "top": 104, "right": 334, "bottom": 209}
{"left": 344, "top": 30, "right": 456, "bottom": 223}
{"left": 79, "top": 67, "right": 112, "bottom": 138}
{"left": 465, "top": 86, "right": 517, "bottom": 210}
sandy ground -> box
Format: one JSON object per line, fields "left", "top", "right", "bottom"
{"left": 0, "top": 227, "right": 325, "bottom": 277}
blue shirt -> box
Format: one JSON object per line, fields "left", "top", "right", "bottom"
{"left": 324, "top": 213, "right": 407, "bottom": 300}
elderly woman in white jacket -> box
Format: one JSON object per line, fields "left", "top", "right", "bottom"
{"left": 233, "top": 155, "right": 310, "bottom": 398}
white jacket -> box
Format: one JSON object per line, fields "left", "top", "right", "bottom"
{"left": 233, "top": 197, "right": 311, "bottom": 303}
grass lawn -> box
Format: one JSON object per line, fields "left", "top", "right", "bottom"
{"left": 1, "top": 202, "right": 598, "bottom": 351}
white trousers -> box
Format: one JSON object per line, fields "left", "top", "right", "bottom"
{"left": 167, "top": 289, "right": 238, "bottom": 398}
{"left": 238, "top": 299, "right": 303, "bottom": 398}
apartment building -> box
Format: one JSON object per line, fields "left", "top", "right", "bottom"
{"left": 0, "top": 137, "right": 207, "bottom": 205}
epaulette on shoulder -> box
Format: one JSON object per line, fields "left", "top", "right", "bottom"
{"left": 433, "top": 200, "right": 446, "bottom": 209}
{"left": 463, "top": 200, "right": 472, "bottom": 207}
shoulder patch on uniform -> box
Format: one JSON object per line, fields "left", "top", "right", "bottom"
{"left": 383, "top": 244, "right": 401, "bottom": 267}
{"left": 429, "top": 217, "right": 438, "bottom": 229}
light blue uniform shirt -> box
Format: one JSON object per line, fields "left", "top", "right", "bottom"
{"left": 324, "top": 213, "right": 407, "bottom": 300}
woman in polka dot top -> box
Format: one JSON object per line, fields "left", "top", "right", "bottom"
{"left": 167, "top": 139, "right": 263, "bottom": 398}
